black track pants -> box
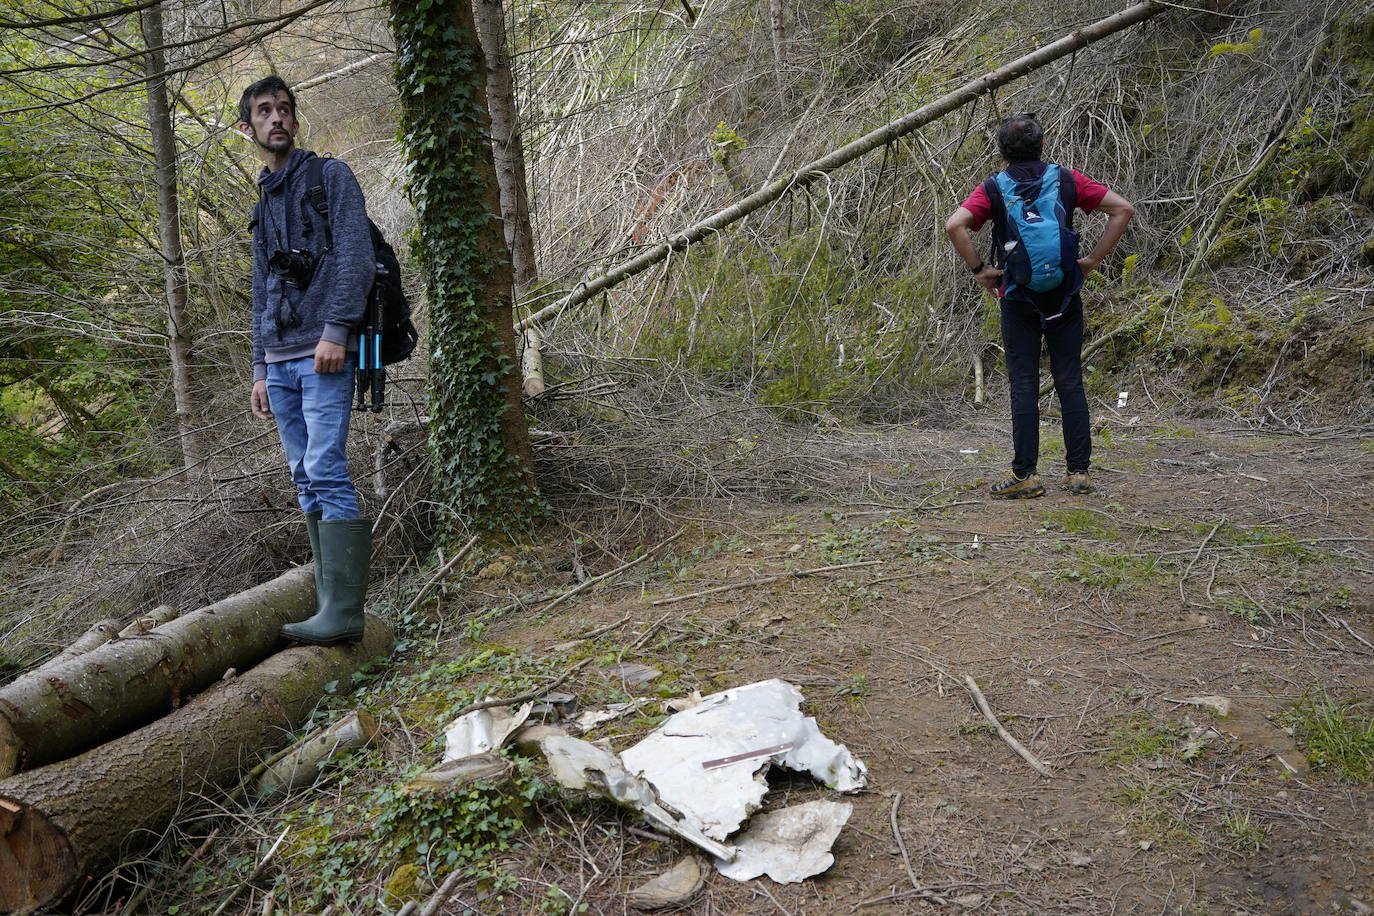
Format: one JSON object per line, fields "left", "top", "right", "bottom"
{"left": 1000, "top": 295, "right": 1091, "bottom": 477}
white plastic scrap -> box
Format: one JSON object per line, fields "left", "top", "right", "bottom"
{"left": 619, "top": 679, "right": 867, "bottom": 841}
{"left": 715, "top": 800, "right": 853, "bottom": 883}
{"left": 441, "top": 702, "right": 532, "bottom": 763}
{"left": 539, "top": 734, "right": 737, "bottom": 861}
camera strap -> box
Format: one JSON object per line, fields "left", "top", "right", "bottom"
{"left": 299, "top": 156, "right": 334, "bottom": 255}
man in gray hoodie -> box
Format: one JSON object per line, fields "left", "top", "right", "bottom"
{"left": 239, "top": 75, "right": 374, "bottom": 645}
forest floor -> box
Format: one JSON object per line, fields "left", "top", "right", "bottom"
{"left": 109, "top": 407, "right": 1374, "bottom": 916}
{"left": 398, "top": 411, "right": 1374, "bottom": 916}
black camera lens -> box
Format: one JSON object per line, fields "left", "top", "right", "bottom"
{"left": 269, "top": 249, "right": 317, "bottom": 290}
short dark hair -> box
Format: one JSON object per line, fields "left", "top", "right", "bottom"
{"left": 996, "top": 113, "right": 1044, "bottom": 163}
{"left": 238, "top": 75, "right": 296, "bottom": 125}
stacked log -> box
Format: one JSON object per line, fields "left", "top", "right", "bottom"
{"left": 0, "top": 616, "right": 392, "bottom": 913}
{"left": 0, "top": 567, "right": 316, "bottom": 779}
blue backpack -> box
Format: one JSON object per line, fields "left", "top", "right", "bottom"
{"left": 983, "top": 164, "right": 1082, "bottom": 317}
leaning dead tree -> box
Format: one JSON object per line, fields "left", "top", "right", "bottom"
{"left": 517, "top": 0, "right": 1166, "bottom": 331}
{"left": 0, "top": 619, "right": 391, "bottom": 914}
{"left": 0, "top": 567, "right": 316, "bottom": 779}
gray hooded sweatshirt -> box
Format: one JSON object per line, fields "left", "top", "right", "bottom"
{"left": 251, "top": 148, "right": 375, "bottom": 382}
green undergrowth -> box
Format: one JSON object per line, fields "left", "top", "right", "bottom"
{"left": 1108, "top": 777, "right": 1199, "bottom": 847}
{"left": 1198, "top": 521, "right": 1322, "bottom": 564}
{"left": 276, "top": 755, "right": 546, "bottom": 908}
{"left": 1040, "top": 507, "right": 1120, "bottom": 539}
{"left": 634, "top": 231, "right": 959, "bottom": 415}
{"left": 1282, "top": 693, "right": 1374, "bottom": 783}
{"left": 1058, "top": 548, "right": 1165, "bottom": 590}
{"left": 1102, "top": 711, "right": 1207, "bottom": 768}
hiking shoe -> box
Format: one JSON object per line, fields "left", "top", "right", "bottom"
{"left": 1061, "top": 471, "right": 1092, "bottom": 495}
{"left": 990, "top": 473, "right": 1045, "bottom": 499}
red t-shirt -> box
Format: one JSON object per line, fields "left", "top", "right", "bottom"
{"left": 961, "top": 167, "right": 1110, "bottom": 230}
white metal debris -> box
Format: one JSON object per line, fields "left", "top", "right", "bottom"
{"left": 619, "top": 679, "right": 867, "bottom": 841}
{"left": 715, "top": 800, "right": 853, "bottom": 883}
{"left": 441, "top": 701, "right": 532, "bottom": 762}
{"left": 574, "top": 697, "right": 654, "bottom": 732}
{"left": 538, "top": 733, "right": 737, "bottom": 861}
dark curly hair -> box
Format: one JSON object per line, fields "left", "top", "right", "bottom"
{"left": 238, "top": 75, "right": 296, "bottom": 126}
{"left": 996, "top": 113, "right": 1044, "bottom": 163}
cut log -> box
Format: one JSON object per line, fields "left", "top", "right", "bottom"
{"left": 0, "top": 567, "right": 316, "bottom": 779}
{"left": 255, "top": 709, "right": 379, "bottom": 797}
{"left": 116, "top": 604, "right": 177, "bottom": 638}
{"left": 41, "top": 619, "right": 122, "bottom": 669}
{"left": 0, "top": 616, "right": 392, "bottom": 914}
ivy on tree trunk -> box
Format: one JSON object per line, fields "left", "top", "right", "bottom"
{"left": 390, "top": 0, "right": 538, "bottom": 536}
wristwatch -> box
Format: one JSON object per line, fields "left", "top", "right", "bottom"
{"left": 970, "top": 261, "right": 985, "bottom": 274}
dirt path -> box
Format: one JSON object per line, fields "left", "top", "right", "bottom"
{"left": 476, "top": 416, "right": 1374, "bottom": 915}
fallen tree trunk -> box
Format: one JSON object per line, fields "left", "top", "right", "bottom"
{"left": 0, "top": 567, "right": 316, "bottom": 779}
{"left": 517, "top": 0, "right": 1165, "bottom": 331}
{"left": 0, "top": 616, "right": 392, "bottom": 914}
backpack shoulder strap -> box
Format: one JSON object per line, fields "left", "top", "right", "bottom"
{"left": 1054, "top": 164, "right": 1077, "bottom": 228}
{"left": 983, "top": 173, "right": 1008, "bottom": 266}
{"left": 300, "top": 156, "right": 333, "bottom": 252}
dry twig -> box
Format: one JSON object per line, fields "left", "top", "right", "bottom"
{"left": 651, "top": 559, "right": 882, "bottom": 605}
{"left": 962, "top": 675, "right": 1055, "bottom": 778}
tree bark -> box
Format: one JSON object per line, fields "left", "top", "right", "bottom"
{"left": 518, "top": 0, "right": 1165, "bottom": 331}
{"left": 0, "top": 620, "right": 392, "bottom": 914}
{"left": 391, "top": 0, "right": 538, "bottom": 534}
{"left": 0, "top": 568, "right": 315, "bottom": 779}
{"left": 767, "top": 0, "right": 785, "bottom": 87}
{"left": 472, "top": 0, "right": 538, "bottom": 295}
{"left": 141, "top": 0, "right": 204, "bottom": 479}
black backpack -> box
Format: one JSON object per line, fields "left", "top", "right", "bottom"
{"left": 253, "top": 156, "right": 419, "bottom": 365}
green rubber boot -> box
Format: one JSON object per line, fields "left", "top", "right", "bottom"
{"left": 305, "top": 510, "right": 323, "bottom": 596}
{"left": 282, "top": 518, "right": 371, "bottom": 645}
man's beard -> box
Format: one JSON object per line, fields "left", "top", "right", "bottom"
{"left": 254, "top": 130, "right": 293, "bottom": 154}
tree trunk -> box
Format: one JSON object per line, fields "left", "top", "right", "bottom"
{"left": 0, "top": 620, "right": 391, "bottom": 914}
{"left": 141, "top": 0, "right": 204, "bottom": 479}
{"left": 767, "top": 0, "right": 785, "bottom": 86}
{"left": 0, "top": 568, "right": 315, "bottom": 779}
{"left": 391, "top": 0, "right": 538, "bottom": 537}
{"left": 471, "top": 0, "right": 538, "bottom": 295}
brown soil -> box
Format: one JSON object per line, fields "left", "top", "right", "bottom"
{"left": 460, "top": 415, "right": 1374, "bottom": 915}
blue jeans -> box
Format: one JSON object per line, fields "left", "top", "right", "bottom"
{"left": 266, "top": 356, "right": 359, "bottom": 520}
{"left": 1001, "top": 295, "right": 1091, "bottom": 476}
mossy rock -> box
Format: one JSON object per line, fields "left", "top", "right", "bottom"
{"left": 382, "top": 863, "right": 423, "bottom": 907}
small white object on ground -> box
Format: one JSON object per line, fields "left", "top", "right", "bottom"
{"left": 627, "top": 856, "right": 708, "bottom": 909}
{"left": 715, "top": 800, "right": 852, "bottom": 883}
{"left": 1117, "top": 391, "right": 1129, "bottom": 408}
{"left": 610, "top": 662, "right": 662, "bottom": 686}
{"left": 619, "top": 679, "right": 867, "bottom": 841}
{"left": 575, "top": 697, "right": 654, "bottom": 731}
{"left": 1178, "top": 695, "right": 1232, "bottom": 717}
{"left": 442, "top": 701, "right": 532, "bottom": 762}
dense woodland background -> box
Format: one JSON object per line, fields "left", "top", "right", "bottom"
{"left": 0, "top": 0, "right": 1372, "bottom": 907}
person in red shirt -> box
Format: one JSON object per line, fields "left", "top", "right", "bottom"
{"left": 945, "top": 113, "right": 1135, "bottom": 498}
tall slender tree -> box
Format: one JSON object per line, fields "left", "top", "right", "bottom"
{"left": 390, "top": 0, "right": 538, "bottom": 536}
{"left": 472, "top": 0, "right": 537, "bottom": 296}
{"left": 140, "top": 0, "right": 204, "bottom": 479}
